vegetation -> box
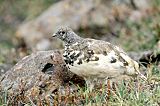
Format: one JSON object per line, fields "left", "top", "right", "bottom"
{"left": 0, "top": 0, "right": 160, "bottom": 105}
{"left": 0, "top": 65, "right": 159, "bottom": 105}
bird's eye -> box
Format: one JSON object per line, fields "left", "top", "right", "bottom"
{"left": 62, "top": 31, "right": 65, "bottom": 34}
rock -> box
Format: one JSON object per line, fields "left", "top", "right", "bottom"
{"left": 16, "top": 0, "right": 151, "bottom": 51}
{"left": 112, "top": 0, "right": 150, "bottom": 10}
{"left": 15, "top": 0, "right": 111, "bottom": 50}
{"left": 16, "top": 0, "right": 96, "bottom": 50}
{"left": 0, "top": 50, "right": 77, "bottom": 98}
{"left": 129, "top": 10, "right": 144, "bottom": 22}
{"left": 36, "top": 39, "right": 51, "bottom": 50}
{"left": 128, "top": 50, "right": 160, "bottom": 67}
{"left": 133, "top": 0, "right": 150, "bottom": 10}
{"left": 0, "top": 64, "right": 12, "bottom": 76}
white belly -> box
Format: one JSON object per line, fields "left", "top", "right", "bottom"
{"left": 69, "top": 54, "right": 127, "bottom": 79}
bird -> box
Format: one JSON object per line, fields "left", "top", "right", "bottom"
{"left": 52, "top": 26, "right": 146, "bottom": 91}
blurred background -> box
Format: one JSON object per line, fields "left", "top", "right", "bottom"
{"left": 0, "top": 0, "right": 160, "bottom": 73}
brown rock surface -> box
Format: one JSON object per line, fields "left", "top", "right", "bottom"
{"left": 0, "top": 50, "right": 76, "bottom": 97}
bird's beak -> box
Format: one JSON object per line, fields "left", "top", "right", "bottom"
{"left": 52, "top": 33, "right": 57, "bottom": 37}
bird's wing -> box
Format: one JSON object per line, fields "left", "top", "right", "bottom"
{"left": 65, "top": 38, "right": 139, "bottom": 77}
{"left": 85, "top": 38, "right": 139, "bottom": 69}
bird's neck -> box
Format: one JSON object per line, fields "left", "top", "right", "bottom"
{"left": 65, "top": 32, "right": 83, "bottom": 45}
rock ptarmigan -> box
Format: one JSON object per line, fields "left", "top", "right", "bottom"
{"left": 52, "top": 27, "right": 145, "bottom": 91}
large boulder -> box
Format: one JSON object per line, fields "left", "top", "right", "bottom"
{"left": 16, "top": 0, "right": 151, "bottom": 51}
{"left": 16, "top": 0, "right": 96, "bottom": 50}
{"left": 0, "top": 50, "right": 84, "bottom": 101}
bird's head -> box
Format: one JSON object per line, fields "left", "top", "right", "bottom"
{"left": 52, "top": 27, "right": 81, "bottom": 44}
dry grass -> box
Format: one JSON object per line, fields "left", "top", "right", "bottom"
{"left": 0, "top": 64, "right": 160, "bottom": 106}
{"left": 0, "top": 0, "right": 160, "bottom": 105}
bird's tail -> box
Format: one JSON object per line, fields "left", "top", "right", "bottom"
{"left": 133, "top": 61, "right": 147, "bottom": 81}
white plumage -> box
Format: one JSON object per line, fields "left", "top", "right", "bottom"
{"left": 52, "top": 27, "right": 145, "bottom": 91}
